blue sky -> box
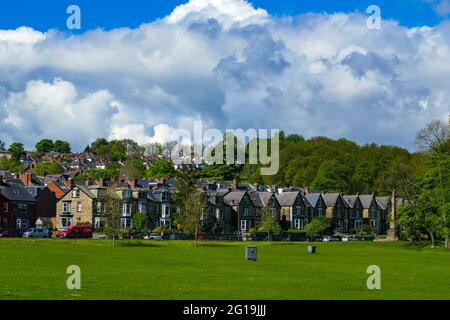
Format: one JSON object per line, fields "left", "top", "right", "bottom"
{"left": 0, "top": 0, "right": 449, "bottom": 151}
{"left": 0, "top": 0, "right": 447, "bottom": 31}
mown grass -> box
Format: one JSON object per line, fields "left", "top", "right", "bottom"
{"left": 0, "top": 239, "right": 449, "bottom": 300}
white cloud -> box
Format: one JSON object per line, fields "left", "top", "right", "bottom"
{"left": 0, "top": 0, "right": 449, "bottom": 151}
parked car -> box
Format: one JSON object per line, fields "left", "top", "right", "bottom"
{"left": 56, "top": 226, "right": 93, "bottom": 239}
{"left": 322, "top": 236, "right": 341, "bottom": 242}
{"left": 23, "top": 228, "right": 51, "bottom": 238}
{"left": 144, "top": 233, "right": 162, "bottom": 240}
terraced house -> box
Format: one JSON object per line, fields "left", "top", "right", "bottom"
{"left": 276, "top": 191, "right": 310, "bottom": 230}
{"left": 0, "top": 178, "right": 37, "bottom": 237}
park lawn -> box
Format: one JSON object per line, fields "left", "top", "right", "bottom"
{"left": 0, "top": 239, "right": 449, "bottom": 300}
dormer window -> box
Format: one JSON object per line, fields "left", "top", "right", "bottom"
{"left": 72, "top": 188, "right": 80, "bottom": 198}
{"left": 123, "top": 189, "right": 131, "bottom": 199}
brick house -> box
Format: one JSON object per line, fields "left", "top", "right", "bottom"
{"left": 0, "top": 179, "right": 37, "bottom": 237}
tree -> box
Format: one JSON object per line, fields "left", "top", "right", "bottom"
{"left": 0, "top": 140, "right": 5, "bottom": 151}
{"left": 121, "top": 139, "right": 144, "bottom": 159}
{"left": 258, "top": 207, "right": 282, "bottom": 241}
{"left": 8, "top": 142, "right": 25, "bottom": 161}
{"left": 53, "top": 140, "right": 71, "bottom": 153}
{"left": 172, "top": 165, "right": 195, "bottom": 231}
{"left": 132, "top": 212, "right": 148, "bottom": 237}
{"left": 89, "top": 138, "right": 109, "bottom": 155}
{"left": 144, "top": 142, "right": 163, "bottom": 158}
{"left": 312, "top": 160, "right": 351, "bottom": 192}
{"left": 34, "top": 162, "right": 63, "bottom": 176}
{"left": 305, "top": 217, "right": 331, "bottom": 238}
{"left": 0, "top": 158, "right": 24, "bottom": 174}
{"left": 119, "top": 159, "right": 146, "bottom": 179}
{"left": 416, "top": 119, "right": 450, "bottom": 249}
{"left": 102, "top": 193, "right": 123, "bottom": 246}
{"left": 416, "top": 120, "right": 450, "bottom": 153}
{"left": 35, "top": 139, "right": 54, "bottom": 153}
{"left": 146, "top": 160, "right": 176, "bottom": 178}
{"left": 183, "top": 190, "right": 205, "bottom": 246}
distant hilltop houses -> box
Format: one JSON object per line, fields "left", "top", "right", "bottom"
{"left": 0, "top": 166, "right": 404, "bottom": 238}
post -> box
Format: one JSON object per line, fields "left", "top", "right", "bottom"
{"left": 387, "top": 190, "right": 398, "bottom": 241}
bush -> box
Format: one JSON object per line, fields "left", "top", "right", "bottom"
{"left": 152, "top": 227, "right": 162, "bottom": 234}
{"left": 286, "top": 229, "right": 307, "bottom": 234}
{"left": 305, "top": 217, "right": 331, "bottom": 237}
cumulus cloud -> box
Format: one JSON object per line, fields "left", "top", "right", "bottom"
{"left": 0, "top": 0, "right": 449, "bottom": 151}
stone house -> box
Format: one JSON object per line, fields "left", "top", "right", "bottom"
{"left": 276, "top": 191, "right": 310, "bottom": 230}
{"left": 56, "top": 184, "right": 107, "bottom": 230}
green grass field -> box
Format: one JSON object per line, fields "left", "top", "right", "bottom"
{"left": 0, "top": 239, "right": 449, "bottom": 300}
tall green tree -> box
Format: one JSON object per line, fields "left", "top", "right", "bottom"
{"left": 8, "top": 142, "right": 25, "bottom": 161}
{"left": 35, "top": 139, "right": 54, "bottom": 153}
{"left": 146, "top": 160, "right": 176, "bottom": 178}
{"left": 53, "top": 140, "right": 71, "bottom": 153}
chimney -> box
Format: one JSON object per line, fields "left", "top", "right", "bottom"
{"left": 99, "top": 178, "right": 105, "bottom": 187}
{"left": 67, "top": 178, "right": 73, "bottom": 189}
{"left": 128, "top": 179, "right": 137, "bottom": 189}
{"left": 21, "top": 173, "right": 33, "bottom": 187}
{"left": 304, "top": 187, "right": 310, "bottom": 195}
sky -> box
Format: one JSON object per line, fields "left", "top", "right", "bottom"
{"left": 0, "top": 0, "right": 449, "bottom": 151}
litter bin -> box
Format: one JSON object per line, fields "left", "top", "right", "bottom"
{"left": 245, "top": 246, "right": 257, "bottom": 261}
{"left": 308, "top": 246, "right": 316, "bottom": 254}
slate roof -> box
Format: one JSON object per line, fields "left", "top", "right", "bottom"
{"left": 322, "top": 193, "right": 341, "bottom": 207}
{"left": 376, "top": 197, "right": 390, "bottom": 210}
{"left": 359, "top": 195, "right": 375, "bottom": 209}
{"left": 305, "top": 193, "right": 321, "bottom": 207}
{"left": 224, "top": 191, "right": 246, "bottom": 206}
{"left": 343, "top": 195, "right": 359, "bottom": 208}
{"left": 0, "top": 183, "right": 36, "bottom": 202}
{"left": 248, "top": 191, "right": 263, "bottom": 207}
{"left": 276, "top": 191, "right": 300, "bottom": 207}
{"left": 259, "top": 192, "right": 275, "bottom": 207}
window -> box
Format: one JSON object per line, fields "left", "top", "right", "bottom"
{"left": 121, "top": 218, "right": 132, "bottom": 229}
{"left": 295, "top": 206, "right": 301, "bottom": 216}
{"left": 3, "top": 203, "right": 8, "bottom": 213}
{"left": 371, "top": 206, "right": 377, "bottom": 218}
{"left": 122, "top": 203, "right": 132, "bottom": 216}
{"left": 97, "top": 202, "right": 102, "bottom": 213}
{"left": 63, "top": 202, "right": 71, "bottom": 213}
{"left": 123, "top": 189, "right": 131, "bottom": 199}
{"left": 76, "top": 202, "right": 82, "bottom": 212}
{"left": 94, "top": 217, "right": 101, "bottom": 229}
{"left": 337, "top": 219, "right": 342, "bottom": 229}
{"left": 17, "top": 203, "right": 28, "bottom": 214}
{"left": 370, "top": 219, "right": 377, "bottom": 229}
{"left": 1, "top": 218, "right": 7, "bottom": 230}
{"left": 270, "top": 207, "right": 277, "bottom": 218}
{"left": 355, "top": 219, "right": 362, "bottom": 229}
{"left": 240, "top": 220, "right": 247, "bottom": 231}
{"left": 318, "top": 207, "right": 324, "bottom": 216}
{"left": 72, "top": 189, "right": 80, "bottom": 198}
{"left": 16, "top": 219, "right": 28, "bottom": 230}
{"left": 138, "top": 203, "right": 147, "bottom": 214}
{"left": 61, "top": 217, "right": 72, "bottom": 228}
{"left": 216, "top": 209, "right": 222, "bottom": 220}
{"left": 161, "top": 205, "right": 170, "bottom": 218}
{"left": 294, "top": 219, "right": 300, "bottom": 229}
{"left": 243, "top": 208, "right": 249, "bottom": 216}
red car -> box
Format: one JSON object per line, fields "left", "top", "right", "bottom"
{"left": 56, "top": 226, "right": 93, "bottom": 239}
